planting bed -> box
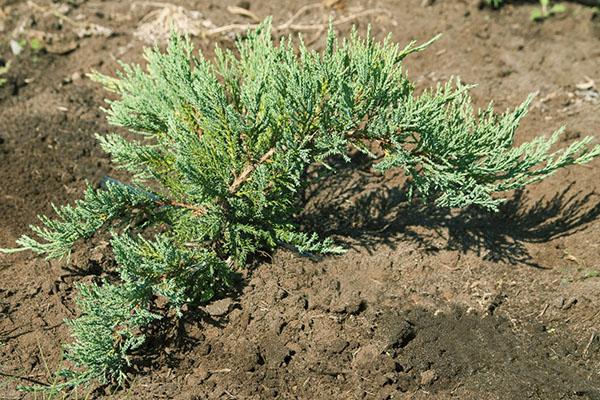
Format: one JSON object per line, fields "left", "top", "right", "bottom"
{"left": 1, "top": 0, "right": 600, "bottom": 398}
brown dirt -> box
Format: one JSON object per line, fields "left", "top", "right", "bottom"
{"left": 2, "top": 0, "right": 600, "bottom": 399}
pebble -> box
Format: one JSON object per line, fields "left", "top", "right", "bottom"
{"left": 197, "top": 342, "right": 211, "bottom": 356}
{"left": 385, "top": 319, "right": 415, "bottom": 349}
{"left": 554, "top": 296, "right": 565, "bottom": 309}
{"left": 204, "top": 298, "right": 233, "bottom": 317}
{"left": 186, "top": 366, "right": 210, "bottom": 384}
{"left": 332, "top": 291, "right": 365, "bottom": 315}
{"left": 27, "top": 355, "right": 39, "bottom": 370}
{"left": 352, "top": 344, "right": 379, "bottom": 370}
{"left": 329, "top": 338, "right": 348, "bottom": 354}
{"left": 9, "top": 40, "right": 22, "bottom": 55}
{"left": 420, "top": 369, "right": 437, "bottom": 385}
{"left": 27, "top": 285, "right": 40, "bottom": 298}
{"left": 562, "top": 297, "right": 577, "bottom": 310}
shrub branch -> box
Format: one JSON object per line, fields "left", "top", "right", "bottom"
{"left": 2, "top": 19, "right": 598, "bottom": 393}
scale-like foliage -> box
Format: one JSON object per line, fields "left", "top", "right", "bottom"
{"left": 3, "top": 19, "right": 599, "bottom": 391}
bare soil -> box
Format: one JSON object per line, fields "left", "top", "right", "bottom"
{"left": 1, "top": 0, "right": 600, "bottom": 399}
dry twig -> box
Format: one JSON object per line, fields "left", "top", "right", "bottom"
{"left": 229, "top": 147, "right": 276, "bottom": 194}
{"left": 27, "top": 1, "right": 112, "bottom": 37}
{"left": 206, "top": 7, "right": 389, "bottom": 37}
{"left": 226, "top": 6, "right": 260, "bottom": 23}
{"left": 132, "top": 1, "right": 388, "bottom": 42}
{"left": 584, "top": 331, "right": 597, "bottom": 356}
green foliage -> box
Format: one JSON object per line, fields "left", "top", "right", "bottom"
{"left": 531, "top": 0, "right": 567, "bottom": 21}
{"left": 111, "top": 233, "right": 230, "bottom": 310}
{"left": 484, "top": 0, "right": 567, "bottom": 21}
{"left": 29, "top": 37, "right": 45, "bottom": 52}
{"left": 2, "top": 19, "right": 599, "bottom": 391}
{"left": 60, "top": 281, "right": 159, "bottom": 387}
{"left": 485, "top": 0, "right": 504, "bottom": 8}
{"left": 0, "top": 60, "right": 9, "bottom": 87}
{"left": 3, "top": 180, "right": 157, "bottom": 259}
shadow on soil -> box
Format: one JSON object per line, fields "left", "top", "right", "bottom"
{"left": 303, "top": 154, "right": 600, "bottom": 268}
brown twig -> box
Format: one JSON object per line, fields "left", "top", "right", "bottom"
{"left": 229, "top": 147, "right": 276, "bottom": 194}
{"left": 277, "top": 2, "right": 326, "bottom": 31}
{"left": 27, "top": 0, "right": 112, "bottom": 37}
{"left": 286, "top": 9, "right": 389, "bottom": 31}
{"left": 584, "top": 331, "right": 597, "bottom": 356}
{"left": 158, "top": 199, "right": 206, "bottom": 216}
{"left": 27, "top": 1, "right": 81, "bottom": 28}
{"left": 205, "top": 7, "right": 389, "bottom": 37}
{"left": 226, "top": 5, "right": 260, "bottom": 23}
{"left": 209, "top": 368, "right": 232, "bottom": 373}
{"left": 0, "top": 370, "right": 49, "bottom": 386}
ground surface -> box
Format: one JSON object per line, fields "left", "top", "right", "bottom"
{"left": 1, "top": 0, "right": 600, "bottom": 399}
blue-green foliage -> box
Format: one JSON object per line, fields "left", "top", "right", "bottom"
{"left": 3, "top": 181, "right": 156, "bottom": 260}
{"left": 111, "top": 233, "right": 230, "bottom": 310}
{"left": 3, "top": 19, "right": 599, "bottom": 391}
{"left": 60, "top": 281, "right": 159, "bottom": 387}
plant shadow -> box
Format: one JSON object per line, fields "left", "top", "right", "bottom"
{"left": 302, "top": 154, "right": 600, "bottom": 268}
{"left": 127, "top": 270, "right": 246, "bottom": 378}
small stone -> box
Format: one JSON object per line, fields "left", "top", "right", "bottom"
{"left": 420, "top": 369, "right": 437, "bottom": 386}
{"left": 385, "top": 319, "right": 415, "bottom": 349}
{"left": 44, "top": 280, "right": 60, "bottom": 295}
{"left": 27, "top": 355, "right": 39, "bottom": 370}
{"left": 329, "top": 338, "right": 348, "bottom": 354}
{"left": 204, "top": 298, "right": 233, "bottom": 317}
{"left": 275, "top": 289, "right": 287, "bottom": 300}
{"left": 286, "top": 342, "right": 302, "bottom": 355}
{"left": 562, "top": 297, "right": 577, "bottom": 310}
{"left": 197, "top": 342, "right": 211, "bottom": 356}
{"left": 27, "top": 285, "right": 40, "bottom": 298}
{"left": 554, "top": 296, "right": 565, "bottom": 309}
{"left": 261, "top": 339, "right": 290, "bottom": 368}
{"left": 332, "top": 291, "right": 365, "bottom": 315}
{"left": 9, "top": 40, "right": 23, "bottom": 55}
{"left": 352, "top": 344, "right": 379, "bottom": 370}
{"left": 58, "top": 282, "right": 69, "bottom": 292}
{"left": 46, "top": 40, "right": 78, "bottom": 55}
{"left": 193, "top": 366, "right": 210, "bottom": 383}
{"left": 376, "top": 373, "right": 393, "bottom": 387}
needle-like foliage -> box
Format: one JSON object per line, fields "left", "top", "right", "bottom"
{"left": 3, "top": 19, "right": 599, "bottom": 391}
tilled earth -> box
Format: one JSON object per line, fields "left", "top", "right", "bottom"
{"left": 1, "top": 0, "right": 600, "bottom": 399}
